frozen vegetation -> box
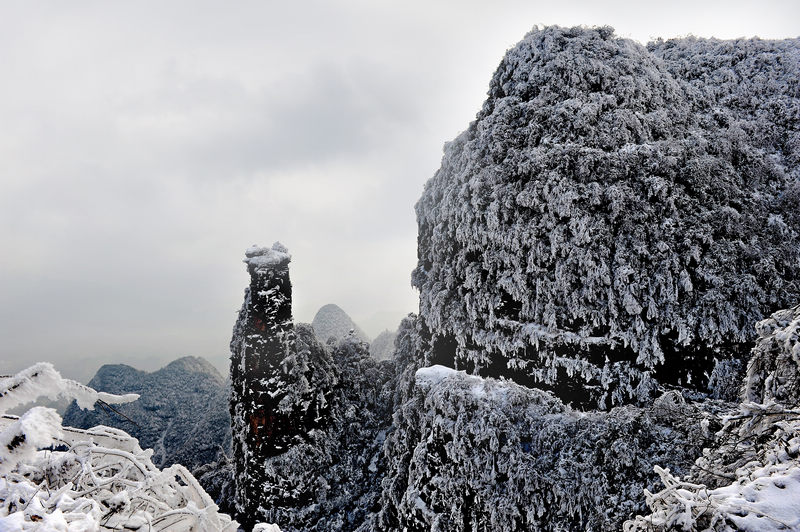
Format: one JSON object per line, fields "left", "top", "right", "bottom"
{"left": 627, "top": 304, "right": 800, "bottom": 530}
{"left": 0, "top": 363, "right": 252, "bottom": 530}
{"left": 412, "top": 25, "right": 800, "bottom": 408}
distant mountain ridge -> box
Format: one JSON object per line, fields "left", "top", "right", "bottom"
{"left": 311, "top": 304, "right": 370, "bottom": 344}
{"left": 62, "top": 355, "right": 231, "bottom": 472}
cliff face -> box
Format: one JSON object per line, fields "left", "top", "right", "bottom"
{"left": 412, "top": 26, "right": 800, "bottom": 407}
{"left": 62, "top": 356, "right": 229, "bottom": 471}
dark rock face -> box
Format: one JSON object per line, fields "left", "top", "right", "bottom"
{"left": 412, "top": 26, "right": 800, "bottom": 407}
{"left": 229, "top": 243, "right": 339, "bottom": 529}
{"left": 229, "top": 244, "right": 396, "bottom": 531}
{"left": 62, "top": 356, "right": 230, "bottom": 471}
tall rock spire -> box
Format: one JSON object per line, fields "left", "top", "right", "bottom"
{"left": 229, "top": 242, "right": 296, "bottom": 526}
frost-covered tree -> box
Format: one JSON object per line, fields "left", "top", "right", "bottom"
{"left": 412, "top": 25, "right": 800, "bottom": 407}
{"left": 254, "top": 333, "right": 395, "bottom": 531}
{"left": 377, "top": 360, "right": 709, "bottom": 531}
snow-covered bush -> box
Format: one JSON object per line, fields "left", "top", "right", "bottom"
{"left": 0, "top": 363, "right": 245, "bottom": 531}
{"left": 378, "top": 362, "right": 709, "bottom": 531}
{"left": 412, "top": 26, "right": 800, "bottom": 407}
{"left": 627, "top": 304, "right": 800, "bottom": 530}
{"left": 626, "top": 402, "right": 800, "bottom": 531}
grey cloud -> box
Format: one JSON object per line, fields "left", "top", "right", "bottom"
{"left": 1, "top": 1, "right": 798, "bottom": 382}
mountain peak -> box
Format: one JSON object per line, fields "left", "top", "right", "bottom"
{"left": 311, "top": 304, "right": 370, "bottom": 344}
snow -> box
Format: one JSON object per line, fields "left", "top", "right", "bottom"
{"left": 0, "top": 362, "right": 138, "bottom": 414}
{"left": 0, "top": 363, "right": 280, "bottom": 531}
{"left": 244, "top": 242, "right": 291, "bottom": 270}
{"left": 415, "top": 364, "right": 462, "bottom": 385}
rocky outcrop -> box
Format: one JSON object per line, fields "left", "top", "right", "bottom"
{"left": 229, "top": 243, "right": 337, "bottom": 528}
{"left": 229, "top": 245, "right": 396, "bottom": 531}
{"left": 412, "top": 26, "right": 800, "bottom": 407}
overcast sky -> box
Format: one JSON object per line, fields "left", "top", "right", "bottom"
{"left": 1, "top": 1, "right": 798, "bottom": 381}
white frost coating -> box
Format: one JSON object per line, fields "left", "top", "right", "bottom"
{"left": 412, "top": 25, "right": 800, "bottom": 406}
{"left": 244, "top": 241, "right": 291, "bottom": 269}
{"left": 0, "top": 407, "right": 63, "bottom": 475}
{"left": 0, "top": 362, "right": 139, "bottom": 414}
{"left": 0, "top": 364, "right": 276, "bottom": 531}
